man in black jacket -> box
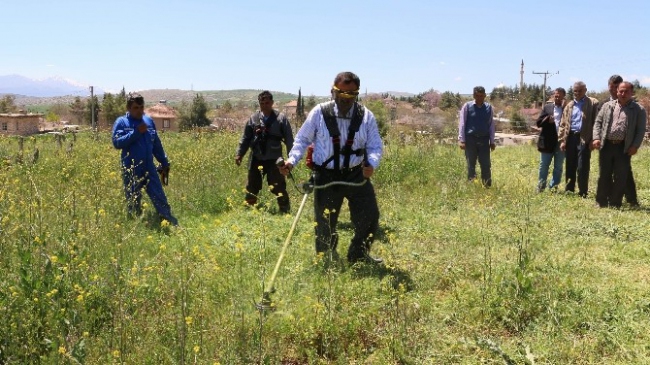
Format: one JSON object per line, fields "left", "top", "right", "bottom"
{"left": 536, "top": 88, "right": 566, "bottom": 192}
{"left": 235, "top": 91, "right": 294, "bottom": 213}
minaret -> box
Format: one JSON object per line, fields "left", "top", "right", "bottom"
{"left": 520, "top": 59, "right": 524, "bottom": 90}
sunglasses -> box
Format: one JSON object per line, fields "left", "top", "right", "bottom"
{"left": 332, "top": 86, "right": 359, "bottom": 99}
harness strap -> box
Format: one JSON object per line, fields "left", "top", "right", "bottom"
{"left": 320, "top": 101, "right": 365, "bottom": 169}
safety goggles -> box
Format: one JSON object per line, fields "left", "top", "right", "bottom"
{"left": 332, "top": 86, "right": 360, "bottom": 99}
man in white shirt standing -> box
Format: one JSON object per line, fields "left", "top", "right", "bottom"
{"left": 279, "top": 71, "right": 384, "bottom": 265}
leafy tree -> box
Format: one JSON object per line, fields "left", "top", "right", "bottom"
{"left": 178, "top": 93, "right": 211, "bottom": 131}
{"left": 45, "top": 111, "right": 60, "bottom": 123}
{"left": 631, "top": 79, "right": 647, "bottom": 92}
{"left": 85, "top": 95, "right": 100, "bottom": 127}
{"left": 296, "top": 88, "right": 304, "bottom": 118}
{"left": 407, "top": 94, "right": 423, "bottom": 109}
{"left": 49, "top": 103, "right": 70, "bottom": 121}
{"left": 0, "top": 95, "right": 17, "bottom": 113}
{"left": 566, "top": 84, "right": 574, "bottom": 101}
{"left": 305, "top": 95, "right": 317, "bottom": 112}
{"left": 116, "top": 87, "right": 127, "bottom": 113}
{"left": 69, "top": 97, "right": 86, "bottom": 125}
{"left": 363, "top": 100, "right": 389, "bottom": 137}
{"left": 490, "top": 83, "right": 551, "bottom": 106}
{"left": 100, "top": 90, "right": 127, "bottom": 128}
{"left": 221, "top": 100, "right": 233, "bottom": 113}
{"left": 439, "top": 91, "right": 462, "bottom": 111}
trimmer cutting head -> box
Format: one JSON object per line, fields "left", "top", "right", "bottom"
{"left": 255, "top": 292, "right": 275, "bottom": 312}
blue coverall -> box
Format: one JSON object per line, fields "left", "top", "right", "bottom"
{"left": 112, "top": 113, "right": 178, "bottom": 225}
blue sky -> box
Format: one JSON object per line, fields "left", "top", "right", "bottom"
{"left": 3, "top": 0, "right": 650, "bottom": 96}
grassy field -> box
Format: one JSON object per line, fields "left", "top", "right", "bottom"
{"left": 1, "top": 130, "right": 649, "bottom": 364}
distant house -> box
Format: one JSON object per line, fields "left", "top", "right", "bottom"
{"left": 145, "top": 100, "right": 178, "bottom": 132}
{"left": 283, "top": 100, "right": 298, "bottom": 118}
{"left": 0, "top": 111, "right": 42, "bottom": 136}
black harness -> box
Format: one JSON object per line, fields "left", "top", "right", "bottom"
{"left": 320, "top": 101, "right": 366, "bottom": 170}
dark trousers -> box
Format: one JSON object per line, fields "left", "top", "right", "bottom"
{"left": 313, "top": 166, "right": 379, "bottom": 260}
{"left": 123, "top": 168, "right": 177, "bottom": 225}
{"left": 245, "top": 158, "right": 290, "bottom": 211}
{"left": 464, "top": 135, "right": 492, "bottom": 186}
{"left": 625, "top": 167, "right": 638, "bottom": 205}
{"left": 596, "top": 142, "right": 631, "bottom": 208}
{"left": 564, "top": 133, "right": 591, "bottom": 196}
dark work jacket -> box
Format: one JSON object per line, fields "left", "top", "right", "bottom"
{"left": 536, "top": 102, "right": 563, "bottom": 153}
{"left": 235, "top": 110, "right": 294, "bottom": 161}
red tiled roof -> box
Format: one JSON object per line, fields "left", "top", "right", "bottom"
{"left": 145, "top": 103, "right": 177, "bottom": 118}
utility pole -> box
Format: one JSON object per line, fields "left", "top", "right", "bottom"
{"left": 520, "top": 59, "right": 524, "bottom": 90}
{"left": 89, "top": 86, "right": 95, "bottom": 130}
{"left": 532, "top": 70, "right": 558, "bottom": 107}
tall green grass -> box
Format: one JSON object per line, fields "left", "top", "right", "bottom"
{"left": 1, "top": 131, "right": 649, "bottom": 364}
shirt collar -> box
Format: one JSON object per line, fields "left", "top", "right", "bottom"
{"left": 617, "top": 99, "right": 633, "bottom": 108}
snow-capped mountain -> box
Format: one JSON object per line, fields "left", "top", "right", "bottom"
{"left": 0, "top": 74, "right": 103, "bottom": 97}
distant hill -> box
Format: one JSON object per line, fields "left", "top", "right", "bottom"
{"left": 0, "top": 74, "right": 100, "bottom": 97}
{"left": 137, "top": 89, "right": 299, "bottom": 106}
{"left": 4, "top": 89, "right": 302, "bottom": 109}
{"left": 1, "top": 76, "right": 414, "bottom": 109}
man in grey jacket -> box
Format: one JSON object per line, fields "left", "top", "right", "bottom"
{"left": 235, "top": 91, "right": 294, "bottom": 213}
{"left": 592, "top": 81, "right": 647, "bottom": 208}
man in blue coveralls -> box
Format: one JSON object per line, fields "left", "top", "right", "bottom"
{"left": 112, "top": 93, "right": 178, "bottom": 226}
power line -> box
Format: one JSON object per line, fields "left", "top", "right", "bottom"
{"left": 532, "top": 70, "right": 558, "bottom": 104}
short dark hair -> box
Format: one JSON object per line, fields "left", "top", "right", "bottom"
{"left": 258, "top": 90, "right": 273, "bottom": 101}
{"left": 127, "top": 92, "right": 144, "bottom": 108}
{"left": 608, "top": 74, "right": 623, "bottom": 85}
{"left": 333, "top": 72, "right": 361, "bottom": 89}
{"left": 473, "top": 86, "right": 486, "bottom": 94}
{"left": 555, "top": 87, "right": 566, "bottom": 95}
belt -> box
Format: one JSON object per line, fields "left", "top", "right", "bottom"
{"left": 318, "top": 164, "right": 362, "bottom": 173}
{"left": 606, "top": 139, "right": 624, "bottom": 145}
{"left": 568, "top": 131, "right": 580, "bottom": 136}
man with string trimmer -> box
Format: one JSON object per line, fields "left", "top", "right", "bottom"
{"left": 279, "top": 71, "right": 383, "bottom": 265}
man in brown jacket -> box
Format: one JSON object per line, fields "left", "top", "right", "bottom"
{"left": 558, "top": 81, "right": 599, "bottom": 197}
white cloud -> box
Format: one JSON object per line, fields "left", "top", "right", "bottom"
{"left": 439, "top": 61, "right": 446, "bottom": 66}
{"left": 46, "top": 64, "right": 55, "bottom": 67}
{"left": 454, "top": 77, "right": 462, "bottom": 81}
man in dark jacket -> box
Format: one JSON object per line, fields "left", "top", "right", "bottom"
{"left": 235, "top": 91, "right": 294, "bottom": 213}
{"left": 536, "top": 88, "right": 566, "bottom": 192}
